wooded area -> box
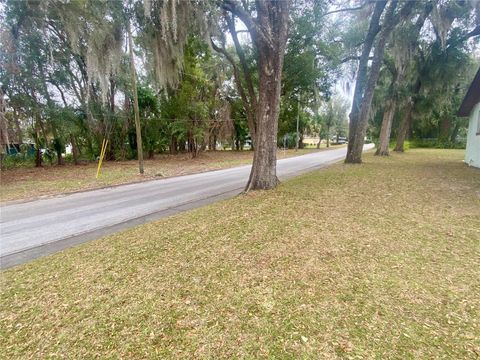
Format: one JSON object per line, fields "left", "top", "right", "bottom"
{"left": 0, "top": 0, "right": 479, "bottom": 190}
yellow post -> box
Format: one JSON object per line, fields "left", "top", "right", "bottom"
{"left": 96, "top": 138, "right": 108, "bottom": 179}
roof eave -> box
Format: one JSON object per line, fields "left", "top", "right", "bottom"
{"left": 457, "top": 67, "right": 480, "bottom": 117}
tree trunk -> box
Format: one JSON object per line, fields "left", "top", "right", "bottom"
{"left": 395, "top": 77, "right": 421, "bottom": 152}
{"left": 34, "top": 127, "right": 42, "bottom": 168}
{"left": 13, "top": 107, "right": 23, "bottom": 144}
{"left": 390, "top": 3, "right": 432, "bottom": 153}
{"left": 225, "top": 14, "right": 258, "bottom": 148}
{"left": 179, "top": 140, "right": 186, "bottom": 152}
{"left": 56, "top": 149, "right": 64, "bottom": 165}
{"left": 394, "top": 104, "right": 412, "bottom": 152}
{"left": 222, "top": 0, "right": 289, "bottom": 191}
{"left": 450, "top": 122, "right": 460, "bottom": 142}
{"left": 0, "top": 88, "right": 9, "bottom": 152}
{"left": 170, "top": 136, "right": 178, "bottom": 154}
{"left": 109, "top": 76, "right": 115, "bottom": 113}
{"left": 317, "top": 135, "right": 321, "bottom": 149}
{"left": 439, "top": 116, "right": 451, "bottom": 142}
{"left": 128, "top": 20, "right": 144, "bottom": 174}
{"left": 346, "top": 1, "right": 387, "bottom": 163}
{"left": 33, "top": 105, "right": 43, "bottom": 167}
{"left": 211, "top": 38, "right": 256, "bottom": 149}
{"left": 376, "top": 99, "right": 396, "bottom": 156}
{"left": 35, "top": 148, "right": 42, "bottom": 167}
{"left": 86, "top": 136, "right": 94, "bottom": 160}
{"left": 326, "top": 126, "right": 330, "bottom": 148}
{"left": 244, "top": 2, "right": 289, "bottom": 191}
{"left": 70, "top": 134, "right": 80, "bottom": 165}
{"left": 346, "top": 0, "right": 414, "bottom": 163}
{"left": 247, "top": 65, "right": 281, "bottom": 190}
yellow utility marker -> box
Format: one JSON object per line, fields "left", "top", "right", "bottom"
{"left": 96, "top": 138, "right": 108, "bottom": 179}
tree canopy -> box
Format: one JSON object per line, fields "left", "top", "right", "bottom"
{"left": 1, "top": 0, "right": 479, "bottom": 188}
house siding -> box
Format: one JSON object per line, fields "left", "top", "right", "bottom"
{"left": 465, "top": 102, "right": 480, "bottom": 168}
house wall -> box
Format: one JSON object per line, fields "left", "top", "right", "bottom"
{"left": 465, "top": 102, "right": 480, "bottom": 168}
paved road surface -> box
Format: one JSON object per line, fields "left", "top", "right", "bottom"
{"left": 0, "top": 144, "right": 374, "bottom": 268}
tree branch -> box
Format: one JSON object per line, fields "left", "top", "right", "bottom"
{"left": 447, "top": 25, "right": 480, "bottom": 49}
{"left": 210, "top": 38, "right": 251, "bottom": 112}
{"left": 226, "top": 14, "right": 257, "bottom": 110}
{"left": 350, "top": 0, "right": 387, "bottom": 118}
{"left": 321, "top": 2, "right": 369, "bottom": 18}
{"left": 340, "top": 55, "right": 373, "bottom": 63}
{"left": 221, "top": 0, "right": 273, "bottom": 49}
{"left": 210, "top": 37, "right": 257, "bottom": 144}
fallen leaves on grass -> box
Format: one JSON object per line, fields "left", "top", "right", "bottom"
{"left": 1, "top": 149, "right": 479, "bottom": 359}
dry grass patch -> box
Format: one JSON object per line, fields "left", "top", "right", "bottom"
{"left": 1, "top": 149, "right": 479, "bottom": 358}
{"left": 0, "top": 147, "right": 330, "bottom": 203}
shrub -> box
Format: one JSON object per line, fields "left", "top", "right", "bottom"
{"left": 409, "top": 139, "right": 466, "bottom": 149}
{"left": 1, "top": 153, "right": 35, "bottom": 169}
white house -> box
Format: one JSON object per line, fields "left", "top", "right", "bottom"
{"left": 458, "top": 68, "right": 480, "bottom": 168}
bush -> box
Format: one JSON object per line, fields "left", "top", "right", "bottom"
{"left": 64, "top": 154, "right": 74, "bottom": 163}
{"left": 1, "top": 153, "right": 35, "bottom": 169}
{"left": 409, "top": 139, "right": 466, "bottom": 149}
{"left": 278, "top": 133, "right": 297, "bottom": 149}
{"left": 386, "top": 139, "right": 466, "bottom": 151}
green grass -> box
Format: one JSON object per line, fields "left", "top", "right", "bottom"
{"left": 1, "top": 149, "right": 479, "bottom": 358}
{"left": 387, "top": 139, "right": 467, "bottom": 151}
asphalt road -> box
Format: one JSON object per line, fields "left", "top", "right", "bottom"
{"left": 0, "top": 144, "right": 374, "bottom": 268}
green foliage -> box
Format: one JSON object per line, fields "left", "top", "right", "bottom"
{"left": 1, "top": 0, "right": 478, "bottom": 169}
{"left": 321, "top": 97, "right": 349, "bottom": 139}
{"left": 279, "top": 0, "right": 340, "bottom": 145}
{"left": 368, "top": 0, "right": 479, "bottom": 147}
{"left": 230, "top": 98, "right": 249, "bottom": 149}
{"left": 1, "top": 153, "right": 35, "bottom": 169}
{"left": 408, "top": 139, "right": 466, "bottom": 149}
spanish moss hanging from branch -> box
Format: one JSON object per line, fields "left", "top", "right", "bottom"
{"left": 141, "top": 0, "right": 212, "bottom": 90}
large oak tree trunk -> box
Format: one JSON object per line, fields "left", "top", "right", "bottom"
{"left": 247, "top": 53, "right": 283, "bottom": 190}
{"left": 395, "top": 78, "right": 421, "bottom": 152}
{"left": 346, "top": 31, "right": 388, "bottom": 163}
{"left": 242, "top": 0, "right": 289, "bottom": 191}
{"left": 346, "top": 0, "right": 414, "bottom": 163}
{"left": 394, "top": 103, "right": 412, "bottom": 152}
{"left": 346, "top": 1, "right": 387, "bottom": 163}
{"left": 376, "top": 99, "right": 396, "bottom": 156}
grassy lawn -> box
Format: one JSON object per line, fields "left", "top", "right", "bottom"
{"left": 0, "top": 147, "right": 332, "bottom": 203}
{"left": 1, "top": 149, "right": 479, "bottom": 358}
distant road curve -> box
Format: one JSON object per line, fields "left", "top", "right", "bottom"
{"left": 0, "top": 144, "right": 374, "bottom": 268}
